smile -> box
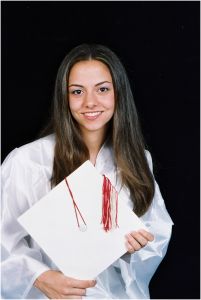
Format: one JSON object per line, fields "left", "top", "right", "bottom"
{"left": 82, "top": 111, "right": 103, "bottom": 120}
{"left": 83, "top": 111, "right": 102, "bottom": 117}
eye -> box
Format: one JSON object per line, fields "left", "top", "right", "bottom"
{"left": 70, "top": 89, "right": 83, "bottom": 95}
{"left": 98, "top": 87, "right": 109, "bottom": 93}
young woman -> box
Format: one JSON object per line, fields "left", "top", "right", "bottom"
{"left": 1, "top": 44, "right": 173, "bottom": 299}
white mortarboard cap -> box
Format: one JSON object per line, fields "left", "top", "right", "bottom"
{"left": 18, "top": 160, "right": 148, "bottom": 280}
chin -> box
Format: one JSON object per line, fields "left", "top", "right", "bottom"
{"left": 81, "top": 123, "right": 108, "bottom": 133}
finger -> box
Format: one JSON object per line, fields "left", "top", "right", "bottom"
{"left": 129, "top": 231, "right": 148, "bottom": 247}
{"left": 66, "top": 278, "right": 96, "bottom": 289}
{"left": 63, "top": 288, "right": 86, "bottom": 296}
{"left": 125, "top": 241, "right": 135, "bottom": 254}
{"left": 63, "top": 296, "right": 82, "bottom": 299}
{"left": 137, "top": 229, "right": 154, "bottom": 241}
{"left": 126, "top": 234, "right": 142, "bottom": 251}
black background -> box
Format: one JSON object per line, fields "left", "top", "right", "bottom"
{"left": 2, "top": 1, "right": 200, "bottom": 299}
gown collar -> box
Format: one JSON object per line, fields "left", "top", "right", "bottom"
{"left": 94, "top": 139, "right": 115, "bottom": 175}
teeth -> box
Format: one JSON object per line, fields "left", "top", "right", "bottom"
{"left": 84, "top": 112, "right": 101, "bottom": 117}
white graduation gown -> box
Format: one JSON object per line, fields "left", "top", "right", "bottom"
{"left": 1, "top": 134, "right": 173, "bottom": 299}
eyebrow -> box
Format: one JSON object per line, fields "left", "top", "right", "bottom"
{"left": 68, "top": 81, "right": 112, "bottom": 88}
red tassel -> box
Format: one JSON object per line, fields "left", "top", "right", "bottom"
{"left": 101, "top": 175, "right": 118, "bottom": 232}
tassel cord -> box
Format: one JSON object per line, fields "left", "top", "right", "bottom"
{"left": 64, "top": 178, "right": 87, "bottom": 228}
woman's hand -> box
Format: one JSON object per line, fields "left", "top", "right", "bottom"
{"left": 125, "top": 229, "right": 154, "bottom": 254}
{"left": 34, "top": 270, "right": 96, "bottom": 299}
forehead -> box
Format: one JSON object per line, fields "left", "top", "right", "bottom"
{"left": 68, "top": 60, "right": 112, "bottom": 83}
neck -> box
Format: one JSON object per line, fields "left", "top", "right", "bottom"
{"left": 82, "top": 129, "right": 107, "bottom": 165}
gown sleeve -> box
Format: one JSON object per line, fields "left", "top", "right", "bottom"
{"left": 119, "top": 150, "right": 174, "bottom": 299}
{"left": 1, "top": 149, "right": 51, "bottom": 299}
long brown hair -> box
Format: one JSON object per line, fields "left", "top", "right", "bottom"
{"left": 42, "top": 43, "right": 155, "bottom": 217}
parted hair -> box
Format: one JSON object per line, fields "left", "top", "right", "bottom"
{"left": 42, "top": 43, "right": 155, "bottom": 217}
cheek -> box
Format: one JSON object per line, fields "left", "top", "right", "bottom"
{"left": 102, "top": 93, "right": 115, "bottom": 109}
{"left": 68, "top": 99, "right": 80, "bottom": 113}
{"left": 108, "top": 95, "right": 115, "bottom": 111}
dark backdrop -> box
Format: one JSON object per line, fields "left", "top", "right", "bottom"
{"left": 2, "top": 1, "right": 200, "bottom": 299}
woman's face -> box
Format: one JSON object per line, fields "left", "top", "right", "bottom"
{"left": 68, "top": 60, "right": 115, "bottom": 136}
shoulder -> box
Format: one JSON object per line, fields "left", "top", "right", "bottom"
{"left": 2, "top": 134, "right": 55, "bottom": 163}
{"left": 145, "top": 149, "right": 153, "bottom": 173}
{"left": 1, "top": 134, "right": 55, "bottom": 180}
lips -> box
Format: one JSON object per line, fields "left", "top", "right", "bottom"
{"left": 83, "top": 111, "right": 102, "bottom": 117}
{"left": 81, "top": 111, "right": 103, "bottom": 120}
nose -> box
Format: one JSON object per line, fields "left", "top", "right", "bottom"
{"left": 84, "top": 91, "right": 98, "bottom": 108}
